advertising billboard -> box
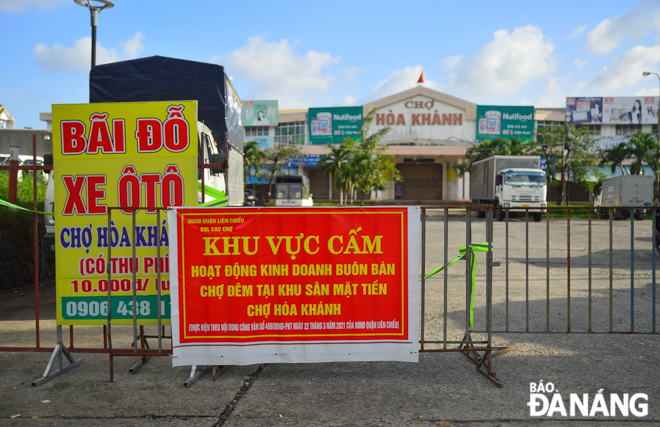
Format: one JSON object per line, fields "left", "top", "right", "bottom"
{"left": 243, "top": 100, "right": 278, "bottom": 126}
{"left": 169, "top": 206, "right": 420, "bottom": 365}
{"left": 566, "top": 96, "right": 660, "bottom": 125}
{"left": 309, "top": 106, "right": 363, "bottom": 144}
{"left": 476, "top": 106, "right": 535, "bottom": 142}
{"left": 53, "top": 101, "right": 199, "bottom": 325}
{"left": 244, "top": 136, "right": 274, "bottom": 149}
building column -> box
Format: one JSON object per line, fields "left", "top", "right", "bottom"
{"left": 446, "top": 159, "right": 458, "bottom": 201}
{"left": 457, "top": 158, "right": 464, "bottom": 200}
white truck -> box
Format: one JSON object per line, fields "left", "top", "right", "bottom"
{"left": 470, "top": 155, "right": 547, "bottom": 222}
{"left": 594, "top": 175, "right": 653, "bottom": 220}
{"left": 43, "top": 56, "right": 245, "bottom": 272}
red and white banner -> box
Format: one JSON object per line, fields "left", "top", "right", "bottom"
{"left": 168, "top": 207, "right": 419, "bottom": 366}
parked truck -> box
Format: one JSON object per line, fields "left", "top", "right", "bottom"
{"left": 43, "top": 56, "right": 245, "bottom": 272}
{"left": 470, "top": 155, "right": 547, "bottom": 222}
{"left": 594, "top": 175, "right": 653, "bottom": 220}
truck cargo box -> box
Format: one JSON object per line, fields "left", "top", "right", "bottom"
{"left": 89, "top": 55, "right": 244, "bottom": 154}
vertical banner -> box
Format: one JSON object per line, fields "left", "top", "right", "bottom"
{"left": 169, "top": 207, "right": 420, "bottom": 365}
{"left": 54, "top": 101, "right": 198, "bottom": 325}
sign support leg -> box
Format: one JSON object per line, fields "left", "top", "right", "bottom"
{"left": 32, "top": 325, "right": 83, "bottom": 386}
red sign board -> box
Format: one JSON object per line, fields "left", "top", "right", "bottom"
{"left": 170, "top": 207, "right": 419, "bottom": 365}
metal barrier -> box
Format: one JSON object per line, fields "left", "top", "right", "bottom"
{"left": 2, "top": 194, "right": 657, "bottom": 388}
{"left": 418, "top": 205, "right": 659, "bottom": 387}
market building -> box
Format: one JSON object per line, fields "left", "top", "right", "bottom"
{"left": 244, "top": 90, "right": 660, "bottom": 203}
{"left": 245, "top": 86, "right": 477, "bottom": 202}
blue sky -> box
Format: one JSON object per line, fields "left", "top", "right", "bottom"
{"left": 2, "top": 0, "right": 660, "bottom": 129}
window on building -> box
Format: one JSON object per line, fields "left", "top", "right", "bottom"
{"left": 275, "top": 122, "right": 306, "bottom": 146}
{"left": 615, "top": 124, "right": 642, "bottom": 136}
{"left": 653, "top": 124, "right": 658, "bottom": 135}
{"left": 575, "top": 124, "right": 601, "bottom": 135}
{"left": 536, "top": 120, "right": 563, "bottom": 132}
{"left": 245, "top": 126, "right": 269, "bottom": 137}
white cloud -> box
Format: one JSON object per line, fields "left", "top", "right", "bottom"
{"left": 0, "top": 0, "right": 66, "bottom": 12}
{"left": 445, "top": 25, "right": 555, "bottom": 99}
{"left": 121, "top": 32, "right": 145, "bottom": 59}
{"left": 586, "top": 0, "right": 659, "bottom": 54}
{"left": 212, "top": 36, "right": 347, "bottom": 109}
{"left": 443, "top": 55, "right": 463, "bottom": 72}
{"left": 531, "top": 77, "right": 565, "bottom": 108}
{"left": 341, "top": 95, "right": 357, "bottom": 106}
{"left": 574, "top": 58, "right": 588, "bottom": 69}
{"left": 634, "top": 87, "right": 660, "bottom": 96}
{"left": 568, "top": 25, "right": 588, "bottom": 39}
{"left": 33, "top": 32, "right": 145, "bottom": 73}
{"left": 367, "top": 66, "right": 437, "bottom": 101}
{"left": 585, "top": 45, "right": 660, "bottom": 91}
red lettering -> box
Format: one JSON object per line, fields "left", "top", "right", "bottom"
{"left": 161, "top": 164, "right": 184, "bottom": 208}
{"left": 136, "top": 119, "right": 163, "bottom": 153}
{"left": 443, "top": 114, "right": 452, "bottom": 125}
{"left": 86, "top": 175, "right": 107, "bottom": 215}
{"left": 62, "top": 175, "right": 87, "bottom": 215}
{"left": 453, "top": 113, "right": 462, "bottom": 125}
{"left": 61, "top": 121, "right": 87, "bottom": 155}
{"left": 87, "top": 113, "right": 113, "bottom": 154}
{"left": 414, "top": 101, "right": 424, "bottom": 108}
{"left": 118, "top": 166, "right": 141, "bottom": 214}
{"left": 376, "top": 114, "right": 386, "bottom": 125}
{"left": 141, "top": 174, "right": 161, "bottom": 213}
{"left": 421, "top": 114, "right": 431, "bottom": 125}
{"left": 412, "top": 114, "right": 421, "bottom": 125}
{"left": 113, "top": 119, "right": 126, "bottom": 153}
{"left": 163, "top": 105, "right": 189, "bottom": 152}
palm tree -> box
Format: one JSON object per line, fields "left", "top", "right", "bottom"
{"left": 627, "top": 131, "right": 660, "bottom": 200}
{"left": 320, "top": 144, "right": 351, "bottom": 205}
{"left": 243, "top": 140, "right": 266, "bottom": 188}
{"left": 601, "top": 132, "right": 660, "bottom": 199}
{"left": 626, "top": 131, "right": 659, "bottom": 175}
{"left": 600, "top": 142, "right": 629, "bottom": 176}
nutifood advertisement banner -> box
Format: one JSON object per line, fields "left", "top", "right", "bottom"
{"left": 169, "top": 207, "right": 420, "bottom": 366}
{"left": 54, "top": 101, "right": 198, "bottom": 325}
{"left": 476, "top": 106, "right": 534, "bottom": 142}
{"left": 308, "top": 106, "right": 363, "bottom": 144}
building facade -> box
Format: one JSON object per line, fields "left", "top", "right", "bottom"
{"left": 243, "top": 90, "right": 659, "bottom": 203}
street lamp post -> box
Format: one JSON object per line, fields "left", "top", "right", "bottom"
{"left": 643, "top": 71, "right": 660, "bottom": 201}
{"left": 642, "top": 71, "right": 660, "bottom": 143}
{"left": 74, "top": 0, "right": 114, "bottom": 69}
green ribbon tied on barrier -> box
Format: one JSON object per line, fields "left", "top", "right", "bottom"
{"left": 0, "top": 198, "right": 53, "bottom": 215}
{"left": 424, "top": 242, "right": 493, "bottom": 328}
{"left": 197, "top": 183, "right": 229, "bottom": 207}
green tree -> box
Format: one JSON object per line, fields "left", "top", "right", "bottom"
{"left": 352, "top": 109, "right": 401, "bottom": 205}
{"left": 261, "top": 145, "right": 303, "bottom": 202}
{"left": 600, "top": 140, "right": 629, "bottom": 176}
{"left": 243, "top": 140, "right": 266, "bottom": 189}
{"left": 319, "top": 143, "right": 351, "bottom": 205}
{"left": 625, "top": 131, "right": 659, "bottom": 175}
{"left": 542, "top": 124, "right": 600, "bottom": 204}
{"left": 601, "top": 131, "right": 660, "bottom": 198}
